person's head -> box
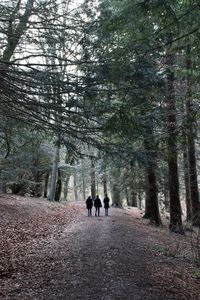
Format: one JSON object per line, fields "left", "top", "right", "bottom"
{"left": 96, "top": 195, "right": 99, "bottom": 198}
{"left": 105, "top": 194, "right": 107, "bottom": 197}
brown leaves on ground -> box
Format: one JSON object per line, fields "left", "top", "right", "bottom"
{"left": 123, "top": 207, "right": 200, "bottom": 299}
{"left": 0, "top": 194, "right": 83, "bottom": 281}
{"left": 0, "top": 195, "right": 200, "bottom": 299}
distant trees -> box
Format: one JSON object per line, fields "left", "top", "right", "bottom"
{"left": 0, "top": 124, "right": 52, "bottom": 196}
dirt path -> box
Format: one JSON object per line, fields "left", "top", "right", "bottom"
{"left": 1, "top": 200, "right": 200, "bottom": 299}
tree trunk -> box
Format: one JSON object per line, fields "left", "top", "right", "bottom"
{"left": 163, "top": 167, "right": 170, "bottom": 212}
{"left": 96, "top": 171, "right": 99, "bottom": 195}
{"left": 55, "top": 169, "right": 62, "bottom": 202}
{"left": 143, "top": 128, "right": 162, "bottom": 225}
{"left": 110, "top": 167, "right": 122, "bottom": 207}
{"left": 146, "top": 160, "right": 162, "bottom": 225}
{"left": 186, "top": 43, "right": 200, "bottom": 226}
{"left": 73, "top": 168, "right": 78, "bottom": 201}
{"left": 48, "top": 141, "right": 60, "bottom": 201}
{"left": 81, "top": 158, "right": 86, "bottom": 201}
{"left": 63, "top": 174, "right": 70, "bottom": 200}
{"left": 166, "top": 44, "right": 183, "bottom": 233}
{"left": 125, "top": 183, "right": 130, "bottom": 206}
{"left": 44, "top": 170, "right": 49, "bottom": 198}
{"left": 188, "top": 140, "right": 200, "bottom": 225}
{"left": 2, "top": 0, "right": 34, "bottom": 62}
{"left": 90, "top": 157, "right": 96, "bottom": 199}
{"left": 129, "top": 167, "right": 137, "bottom": 207}
{"left": 183, "top": 145, "right": 192, "bottom": 222}
{"left": 143, "top": 167, "right": 151, "bottom": 219}
{"left": 138, "top": 187, "right": 142, "bottom": 210}
{"left": 102, "top": 164, "right": 108, "bottom": 196}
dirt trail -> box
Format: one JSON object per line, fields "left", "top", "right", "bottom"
{"left": 1, "top": 200, "right": 200, "bottom": 300}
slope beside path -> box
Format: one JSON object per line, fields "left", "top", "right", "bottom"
{"left": 0, "top": 195, "right": 200, "bottom": 299}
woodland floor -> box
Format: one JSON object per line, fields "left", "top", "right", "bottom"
{"left": 0, "top": 195, "right": 200, "bottom": 300}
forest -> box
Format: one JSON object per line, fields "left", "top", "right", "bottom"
{"left": 1, "top": 1, "right": 200, "bottom": 231}
{"left": 1, "top": 0, "right": 200, "bottom": 298}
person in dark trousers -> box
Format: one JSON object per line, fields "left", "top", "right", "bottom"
{"left": 86, "top": 196, "right": 93, "bottom": 216}
{"left": 94, "top": 195, "right": 102, "bottom": 216}
{"left": 103, "top": 194, "right": 110, "bottom": 216}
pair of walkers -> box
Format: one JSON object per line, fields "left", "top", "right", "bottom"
{"left": 86, "top": 194, "right": 110, "bottom": 217}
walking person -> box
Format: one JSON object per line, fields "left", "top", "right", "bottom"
{"left": 86, "top": 196, "right": 93, "bottom": 217}
{"left": 94, "top": 195, "right": 102, "bottom": 217}
{"left": 103, "top": 194, "right": 110, "bottom": 216}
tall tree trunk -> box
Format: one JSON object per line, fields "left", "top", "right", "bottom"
{"left": 138, "top": 187, "right": 142, "bottom": 210}
{"left": 110, "top": 166, "right": 122, "bottom": 207}
{"left": 90, "top": 157, "right": 96, "bottom": 199}
{"left": 96, "top": 171, "right": 99, "bottom": 195}
{"left": 183, "top": 145, "right": 192, "bottom": 222}
{"left": 2, "top": 0, "right": 34, "bottom": 62}
{"left": 55, "top": 169, "right": 62, "bottom": 202}
{"left": 129, "top": 167, "right": 137, "bottom": 207}
{"left": 81, "top": 158, "right": 86, "bottom": 201}
{"left": 144, "top": 135, "right": 162, "bottom": 226}
{"left": 146, "top": 159, "right": 162, "bottom": 225}
{"left": 63, "top": 151, "right": 75, "bottom": 201}
{"left": 73, "top": 168, "right": 78, "bottom": 201}
{"left": 166, "top": 44, "right": 183, "bottom": 233}
{"left": 163, "top": 167, "right": 170, "bottom": 212}
{"left": 44, "top": 170, "right": 49, "bottom": 198}
{"left": 188, "top": 140, "right": 200, "bottom": 225}
{"left": 102, "top": 162, "right": 108, "bottom": 196}
{"left": 143, "top": 167, "right": 151, "bottom": 219}
{"left": 48, "top": 140, "right": 60, "bottom": 201}
{"left": 63, "top": 174, "right": 70, "bottom": 200}
{"left": 186, "top": 44, "right": 200, "bottom": 226}
{"left": 125, "top": 185, "right": 130, "bottom": 206}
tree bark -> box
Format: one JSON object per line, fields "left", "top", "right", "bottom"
{"left": 129, "top": 167, "right": 137, "bottom": 207}
{"left": 166, "top": 43, "right": 183, "bottom": 233}
{"left": 2, "top": 0, "right": 34, "bottom": 62}
{"left": 90, "top": 157, "right": 96, "bottom": 199}
{"left": 81, "top": 158, "right": 86, "bottom": 201}
{"left": 138, "top": 187, "right": 142, "bottom": 210}
{"left": 63, "top": 174, "right": 70, "bottom": 200}
{"left": 125, "top": 185, "right": 130, "bottom": 206}
{"left": 48, "top": 141, "right": 60, "bottom": 201}
{"left": 143, "top": 135, "right": 162, "bottom": 226}
{"left": 163, "top": 167, "right": 170, "bottom": 212}
{"left": 110, "top": 166, "right": 122, "bottom": 207}
{"left": 183, "top": 145, "right": 192, "bottom": 222}
{"left": 55, "top": 169, "right": 62, "bottom": 202}
{"left": 143, "top": 167, "right": 151, "bottom": 219}
{"left": 73, "top": 168, "right": 78, "bottom": 201}
{"left": 185, "top": 43, "right": 200, "bottom": 226}
{"left": 102, "top": 161, "right": 108, "bottom": 196}
{"left": 44, "top": 170, "right": 49, "bottom": 198}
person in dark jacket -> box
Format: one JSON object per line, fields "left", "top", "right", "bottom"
{"left": 94, "top": 195, "right": 102, "bottom": 216}
{"left": 86, "top": 196, "right": 93, "bottom": 216}
{"left": 103, "top": 194, "right": 110, "bottom": 216}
